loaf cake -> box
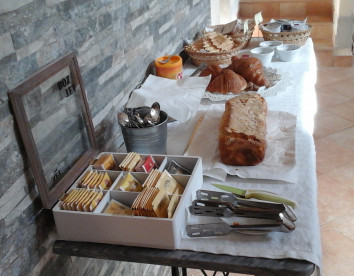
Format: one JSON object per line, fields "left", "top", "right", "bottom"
{"left": 219, "top": 93, "right": 267, "bottom": 166}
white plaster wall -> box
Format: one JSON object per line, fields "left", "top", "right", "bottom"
{"left": 210, "top": 0, "right": 239, "bottom": 25}
{"left": 333, "top": 0, "right": 354, "bottom": 56}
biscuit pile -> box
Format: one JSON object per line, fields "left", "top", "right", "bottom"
{"left": 185, "top": 32, "right": 237, "bottom": 53}
{"left": 131, "top": 187, "right": 180, "bottom": 218}
{"left": 59, "top": 189, "right": 103, "bottom": 212}
{"left": 78, "top": 171, "right": 112, "bottom": 190}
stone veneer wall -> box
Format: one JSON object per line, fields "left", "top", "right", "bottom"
{"left": 0, "top": 0, "right": 210, "bottom": 275}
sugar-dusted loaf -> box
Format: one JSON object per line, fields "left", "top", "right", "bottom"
{"left": 219, "top": 93, "right": 267, "bottom": 166}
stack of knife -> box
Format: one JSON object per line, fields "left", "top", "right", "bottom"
{"left": 186, "top": 187, "right": 297, "bottom": 237}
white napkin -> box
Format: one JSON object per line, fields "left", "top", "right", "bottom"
{"left": 184, "top": 104, "right": 297, "bottom": 183}
{"left": 126, "top": 75, "right": 211, "bottom": 123}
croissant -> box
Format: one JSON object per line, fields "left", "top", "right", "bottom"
{"left": 199, "top": 64, "right": 222, "bottom": 82}
{"left": 230, "top": 56, "right": 269, "bottom": 87}
{"left": 207, "top": 69, "right": 247, "bottom": 94}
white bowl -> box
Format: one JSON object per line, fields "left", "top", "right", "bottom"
{"left": 276, "top": 44, "right": 301, "bottom": 62}
{"left": 250, "top": 47, "right": 274, "bottom": 66}
{"left": 259, "top": 40, "right": 283, "bottom": 49}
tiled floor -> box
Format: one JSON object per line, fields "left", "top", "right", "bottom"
{"left": 314, "top": 67, "right": 354, "bottom": 276}
{"left": 187, "top": 67, "right": 354, "bottom": 276}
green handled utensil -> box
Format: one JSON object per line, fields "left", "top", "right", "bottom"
{"left": 212, "top": 184, "right": 297, "bottom": 209}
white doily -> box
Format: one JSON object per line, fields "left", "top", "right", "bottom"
{"left": 201, "top": 67, "right": 293, "bottom": 104}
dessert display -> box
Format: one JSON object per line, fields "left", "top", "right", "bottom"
{"left": 59, "top": 189, "right": 103, "bottom": 212}
{"left": 219, "top": 93, "right": 267, "bottom": 166}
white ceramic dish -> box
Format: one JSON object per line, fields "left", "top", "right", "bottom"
{"left": 276, "top": 44, "right": 301, "bottom": 62}
{"left": 250, "top": 47, "right": 274, "bottom": 66}
{"left": 259, "top": 40, "right": 283, "bottom": 49}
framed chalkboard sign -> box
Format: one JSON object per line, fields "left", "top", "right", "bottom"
{"left": 8, "top": 53, "right": 99, "bottom": 208}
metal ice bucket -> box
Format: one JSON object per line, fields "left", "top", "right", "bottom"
{"left": 119, "top": 110, "right": 168, "bottom": 154}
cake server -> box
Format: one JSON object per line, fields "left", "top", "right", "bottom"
{"left": 196, "top": 190, "right": 297, "bottom": 222}
{"left": 212, "top": 184, "right": 298, "bottom": 209}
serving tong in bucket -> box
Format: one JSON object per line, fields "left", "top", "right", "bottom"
{"left": 186, "top": 190, "right": 296, "bottom": 237}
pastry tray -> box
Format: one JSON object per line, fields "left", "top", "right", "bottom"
{"left": 53, "top": 152, "right": 203, "bottom": 249}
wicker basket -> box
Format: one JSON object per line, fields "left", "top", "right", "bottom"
{"left": 259, "top": 24, "right": 312, "bottom": 46}
{"left": 185, "top": 22, "right": 255, "bottom": 66}
{"left": 184, "top": 43, "right": 243, "bottom": 66}
{"left": 206, "top": 22, "right": 255, "bottom": 50}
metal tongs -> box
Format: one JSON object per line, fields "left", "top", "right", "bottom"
{"left": 186, "top": 190, "right": 296, "bottom": 237}
{"left": 190, "top": 200, "right": 285, "bottom": 220}
{"left": 187, "top": 218, "right": 294, "bottom": 237}
{"left": 193, "top": 190, "right": 297, "bottom": 222}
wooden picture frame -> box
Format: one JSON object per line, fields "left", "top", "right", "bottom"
{"left": 8, "top": 52, "right": 99, "bottom": 208}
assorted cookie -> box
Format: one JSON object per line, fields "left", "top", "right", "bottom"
{"left": 185, "top": 32, "right": 238, "bottom": 53}
{"left": 59, "top": 189, "right": 103, "bottom": 212}
{"left": 59, "top": 153, "right": 190, "bottom": 218}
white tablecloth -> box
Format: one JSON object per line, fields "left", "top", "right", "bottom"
{"left": 167, "top": 38, "right": 321, "bottom": 275}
